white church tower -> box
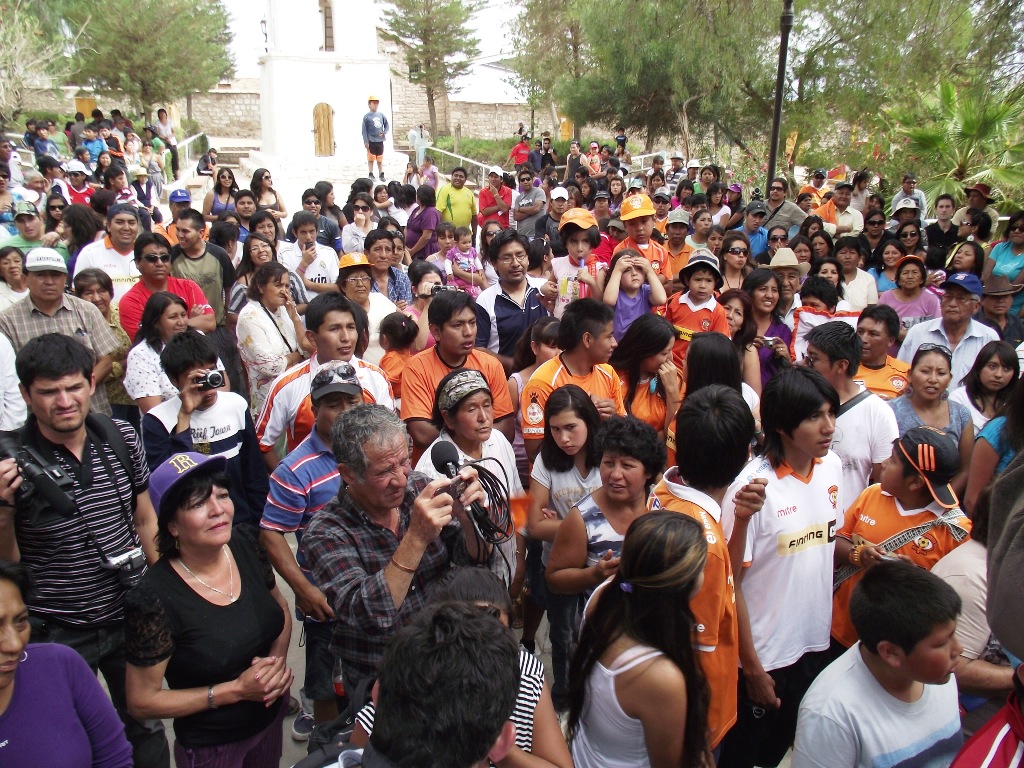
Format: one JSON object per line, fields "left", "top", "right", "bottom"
{"left": 252, "top": 0, "right": 403, "bottom": 188}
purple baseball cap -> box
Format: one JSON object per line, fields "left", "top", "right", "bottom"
{"left": 149, "top": 452, "right": 227, "bottom": 520}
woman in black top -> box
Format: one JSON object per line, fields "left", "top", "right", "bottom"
{"left": 125, "top": 452, "right": 292, "bottom": 767}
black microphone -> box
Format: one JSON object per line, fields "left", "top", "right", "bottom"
{"left": 430, "top": 441, "right": 489, "bottom": 525}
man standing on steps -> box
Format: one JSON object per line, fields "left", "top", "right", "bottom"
{"left": 362, "top": 96, "right": 389, "bottom": 182}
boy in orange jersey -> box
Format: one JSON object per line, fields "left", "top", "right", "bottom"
{"left": 831, "top": 425, "right": 971, "bottom": 650}
{"left": 613, "top": 193, "right": 672, "bottom": 288}
{"left": 649, "top": 384, "right": 766, "bottom": 755}
{"left": 521, "top": 297, "right": 624, "bottom": 462}
{"left": 663, "top": 250, "right": 731, "bottom": 369}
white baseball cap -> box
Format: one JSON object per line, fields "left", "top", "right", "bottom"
{"left": 25, "top": 248, "right": 68, "bottom": 274}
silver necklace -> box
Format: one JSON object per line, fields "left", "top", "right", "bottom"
{"left": 179, "top": 545, "right": 236, "bottom": 602}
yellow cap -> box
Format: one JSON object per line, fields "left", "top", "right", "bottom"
{"left": 618, "top": 194, "right": 656, "bottom": 221}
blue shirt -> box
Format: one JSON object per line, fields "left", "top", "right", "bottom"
{"left": 475, "top": 281, "right": 549, "bottom": 358}
{"left": 82, "top": 137, "right": 106, "bottom": 162}
{"left": 735, "top": 224, "right": 769, "bottom": 258}
{"left": 978, "top": 415, "right": 1015, "bottom": 475}
{"left": 370, "top": 265, "right": 412, "bottom": 306}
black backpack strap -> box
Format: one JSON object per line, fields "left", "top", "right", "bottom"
{"left": 838, "top": 389, "right": 873, "bottom": 416}
{"left": 84, "top": 413, "right": 137, "bottom": 509}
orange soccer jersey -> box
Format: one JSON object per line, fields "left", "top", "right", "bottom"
{"left": 618, "top": 368, "right": 682, "bottom": 435}
{"left": 649, "top": 473, "right": 738, "bottom": 748}
{"left": 614, "top": 237, "right": 673, "bottom": 281}
{"left": 521, "top": 357, "right": 625, "bottom": 440}
{"left": 857, "top": 357, "right": 910, "bottom": 401}
{"left": 663, "top": 292, "right": 731, "bottom": 369}
{"left": 831, "top": 484, "right": 971, "bottom": 648}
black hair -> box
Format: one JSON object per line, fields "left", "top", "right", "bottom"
{"left": 235, "top": 233, "right": 277, "bottom": 283}
{"left": 133, "top": 230, "right": 171, "bottom": 260}
{"left": 305, "top": 293, "right": 368, "bottom": 342}
{"left": 428, "top": 566, "right": 513, "bottom": 618}
{"left": 408, "top": 259, "right": 444, "bottom": 292}
{"left": 372, "top": 602, "right": 519, "bottom": 768}
{"left": 135, "top": 291, "right": 188, "bottom": 352}
{"left": 850, "top": 561, "right": 961, "bottom": 654}
{"left": 159, "top": 328, "right": 218, "bottom": 381}
{"left": 176, "top": 208, "right": 205, "bottom": 232}
{"left": 377, "top": 215, "right": 401, "bottom": 232}
{"left": 247, "top": 261, "right": 290, "bottom": 301}
{"left": 805, "top": 320, "right": 862, "bottom": 377}
{"left": 559, "top": 221, "right": 601, "bottom": 249}
{"left": 233, "top": 189, "right": 256, "bottom": 205}
{"left": 208, "top": 220, "right": 239, "bottom": 253}
{"left": 911, "top": 344, "right": 952, "bottom": 371}
{"left": 1004, "top": 363, "right": 1024, "bottom": 453}
{"left": 759, "top": 367, "right": 840, "bottom": 468}
{"left": 858, "top": 304, "right": 901, "bottom": 341}
{"left": 364, "top": 228, "right": 394, "bottom": 254}
{"left": 246, "top": 209, "right": 277, "bottom": 238}
{"left": 15, "top": 333, "right": 95, "bottom": 389}
{"left": 291, "top": 210, "right": 317, "bottom": 231}
{"left": 961, "top": 340, "right": 1018, "bottom": 407}
{"left": 717, "top": 288, "right": 758, "bottom": 351}
{"left": 742, "top": 268, "right": 784, "bottom": 322}
{"left": 566, "top": 513, "right": 709, "bottom": 768}
{"left": 511, "top": 316, "right": 559, "bottom": 372}
{"left": 526, "top": 238, "right": 551, "bottom": 271}
{"left": 676, "top": 384, "right": 756, "bottom": 489}
{"left": 685, "top": 331, "right": 743, "bottom": 396}
{"left": 596, "top": 415, "right": 666, "bottom": 486}
{"left": 539, "top": 384, "right": 601, "bottom": 473}
{"left": 72, "top": 267, "right": 114, "bottom": 298}
{"left": 489, "top": 227, "right": 530, "bottom": 262}
{"left": 946, "top": 240, "right": 985, "bottom": 278}
{"left": 416, "top": 184, "right": 437, "bottom": 208}
{"left": 435, "top": 221, "right": 456, "bottom": 241}
{"left": 808, "top": 256, "right": 847, "bottom": 298}
{"left": 380, "top": 311, "right": 419, "bottom": 353}
{"left": 798, "top": 275, "right": 839, "bottom": 311}
{"left": 427, "top": 288, "right": 476, "bottom": 329}
{"left": 156, "top": 469, "right": 231, "bottom": 556}
{"left": 798, "top": 215, "right": 825, "bottom": 239}
{"left": 102, "top": 165, "right": 126, "bottom": 187}
{"left": 395, "top": 183, "right": 417, "bottom": 209}
{"left": 557, "top": 298, "right": 614, "bottom": 353}
{"left": 963, "top": 207, "right": 993, "bottom": 241}
{"left": 0, "top": 560, "right": 34, "bottom": 603}
{"left": 608, "top": 314, "right": 677, "bottom": 413}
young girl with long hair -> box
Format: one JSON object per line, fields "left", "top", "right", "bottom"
{"left": 608, "top": 313, "right": 681, "bottom": 438}
{"left": 948, "top": 339, "right": 1019, "bottom": 435}
{"left": 567, "top": 512, "right": 710, "bottom": 768}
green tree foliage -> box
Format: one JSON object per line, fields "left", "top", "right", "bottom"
{"left": 380, "top": 0, "right": 483, "bottom": 139}
{"left": 61, "top": 0, "right": 233, "bottom": 118}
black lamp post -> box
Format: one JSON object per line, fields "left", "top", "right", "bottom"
{"left": 766, "top": 0, "right": 795, "bottom": 184}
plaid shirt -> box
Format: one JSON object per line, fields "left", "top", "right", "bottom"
{"left": 370, "top": 266, "right": 412, "bottom": 306}
{"left": 301, "top": 471, "right": 488, "bottom": 682}
{"left": 0, "top": 293, "right": 118, "bottom": 415}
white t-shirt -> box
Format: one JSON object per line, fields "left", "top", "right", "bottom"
{"left": 844, "top": 269, "right": 879, "bottom": 312}
{"left": 531, "top": 453, "right": 603, "bottom": 565}
{"left": 947, "top": 386, "right": 988, "bottom": 436}
{"left": 722, "top": 452, "right": 842, "bottom": 672}
{"left": 832, "top": 388, "right": 899, "bottom": 512}
{"left": 793, "top": 644, "right": 963, "bottom": 768}
{"left": 277, "top": 241, "right": 339, "bottom": 291}
{"left": 362, "top": 292, "right": 397, "bottom": 366}
{"left": 74, "top": 241, "right": 140, "bottom": 300}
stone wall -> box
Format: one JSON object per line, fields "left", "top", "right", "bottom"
{"left": 449, "top": 102, "right": 528, "bottom": 141}
{"left": 174, "top": 79, "right": 262, "bottom": 139}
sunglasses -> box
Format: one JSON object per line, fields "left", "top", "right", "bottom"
{"left": 1009, "top": 225, "right": 1024, "bottom": 233}
{"left": 142, "top": 253, "right": 172, "bottom": 263}
{"left": 769, "top": 235, "right": 787, "bottom": 242}
{"left": 866, "top": 219, "right": 885, "bottom": 225}
{"left": 899, "top": 231, "right": 919, "bottom": 239}
{"left": 918, "top": 343, "right": 953, "bottom": 356}
{"left": 303, "top": 198, "right": 321, "bottom": 205}
{"left": 961, "top": 220, "right": 975, "bottom": 227}
{"left": 353, "top": 205, "right": 371, "bottom": 212}
{"left": 727, "top": 247, "right": 750, "bottom": 255}
{"left": 769, "top": 186, "right": 785, "bottom": 192}
{"left": 311, "top": 363, "right": 356, "bottom": 389}
{"left": 48, "top": 205, "right": 66, "bottom": 212}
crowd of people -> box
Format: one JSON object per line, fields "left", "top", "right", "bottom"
{"left": 1, "top": 106, "right": 1024, "bottom": 768}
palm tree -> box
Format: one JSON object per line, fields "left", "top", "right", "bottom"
{"left": 890, "top": 82, "right": 1024, "bottom": 215}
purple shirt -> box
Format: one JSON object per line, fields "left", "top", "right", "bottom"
{"left": 406, "top": 205, "right": 441, "bottom": 259}
{"left": 0, "top": 643, "right": 132, "bottom": 768}
{"left": 878, "top": 289, "right": 941, "bottom": 355}
{"left": 757, "top": 318, "right": 793, "bottom": 388}
{"left": 613, "top": 284, "right": 653, "bottom": 340}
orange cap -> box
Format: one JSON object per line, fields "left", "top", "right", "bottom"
{"left": 558, "top": 207, "right": 599, "bottom": 231}
{"left": 618, "top": 194, "right": 656, "bottom": 221}
{"left": 338, "top": 252, "right": 371, "bottom": 271}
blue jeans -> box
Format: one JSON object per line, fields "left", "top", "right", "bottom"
{"left": 528, "top": 553, "right": 578, "bottom": 701}
{"left": 29, "top": 615, "right": 170, "bottom": 768}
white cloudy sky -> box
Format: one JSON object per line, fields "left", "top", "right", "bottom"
{"left": 223, "top": 0, "right": 514, "bottom": 78}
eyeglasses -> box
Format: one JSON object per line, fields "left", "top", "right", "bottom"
{"left": 769, "top": 235, "right": 787, "bottom": 242}
{"left": 1009, "top": 225, "right": 1024, "bottom": 233}
{"left": 303, "top": 198, "right": 320, "bottom": 205}
{"left": 899, "top": 231, "right": 919, "bottom": 239}
{"left": 726, "top": 247, "right": 750, "bottom": 255}
{"left": 918, "top": 343, "right": 953, "bottom": 356}
{"left": 519, "top": 178, "right": 532, "bottom": 184}
{"left": 353, "top": 205, "right": 371, "bottom": 212}
{"left": 939, "top": 293, "right": 976, "bottom": 304}
{"left": 48, "top": 205, "right": 66, "bottom": 212}
{"left": 344, "top": 276, "right": 371, "bottom": 285}
{"left": 866, "top": 219, "right": 885, "bottom": 226}
{"left": 485, "top": 230, "right": 498, "bottom": 238}
{"left": 497, "top": 252, "right": 528, "bottom": 264}
{"left": 142, "top": 253, "right": 172, "bottom": 263}
{"left": 769, "top": 186, "right": 785, "bottom": 192}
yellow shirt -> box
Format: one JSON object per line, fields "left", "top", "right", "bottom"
{"left": 436, "top": 184, "right": 477, "bottom": 228}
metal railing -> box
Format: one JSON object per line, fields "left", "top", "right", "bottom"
{"left": 418, "top": 145, "right": 492, "bottom": 189}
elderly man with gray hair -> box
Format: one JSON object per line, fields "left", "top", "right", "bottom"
{"left": 301, "top": 403, "right": 492, "bottom": 690}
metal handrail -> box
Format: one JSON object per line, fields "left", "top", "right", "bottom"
{"left": 419, "top": 145, "right": 492, "bottom": 188}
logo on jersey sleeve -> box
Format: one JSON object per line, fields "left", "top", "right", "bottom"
{"left": 525, "top": 393, "right": 543, "bottom": 425}
{"left": 890, "top": 376, "right": 907, "bottom": 391}
{"left": 828, "top": 485, "right": 839, "bottom": 511}
{"left": 777, "top": 522, "right": 834, "bottom": 555}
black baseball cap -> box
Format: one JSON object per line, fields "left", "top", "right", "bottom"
{"left": 896, "top": 426, "right": 961, "bottom": 509}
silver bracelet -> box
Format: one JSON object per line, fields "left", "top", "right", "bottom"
{"left": 208, "top": 685, "right": 217, "bottom": 709}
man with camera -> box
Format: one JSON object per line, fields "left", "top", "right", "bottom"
{"left": 0, "top": 333, "right": 169, "bottom": 768}
{"left": 141, "top": 329, "right": 268, "bottom": 529}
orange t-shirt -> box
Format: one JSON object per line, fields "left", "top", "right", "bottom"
{"left": 857, "top": 357, "right": 910, "bottom": 401}
{"left": 653, "top": 217, "right": 669, "bottom": 235}
{"left": 617, "top": 369, "right": 682, "bottom": 435}
{"left": 649, "top": 472, "right": 738, "bottom": 748}
{"left": 521, "top": 356, "right": 625, "bottom": 440}
{"left": 379, "top": 348, "right": 411, "bottom": 401}
{"left": 798, "top": 183, "right": 830, "bottom": 208}
{"left": 663, "top": 293, "right": 732, "bottom": 369}
{"left": 831, "top": 484, "right": 971, "bottom": 647}
{"left": 667, "top": 242, "right": 694, "bottom": 276}
{"left": 614, "top": 237, "right": 673, "bottom": 281}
